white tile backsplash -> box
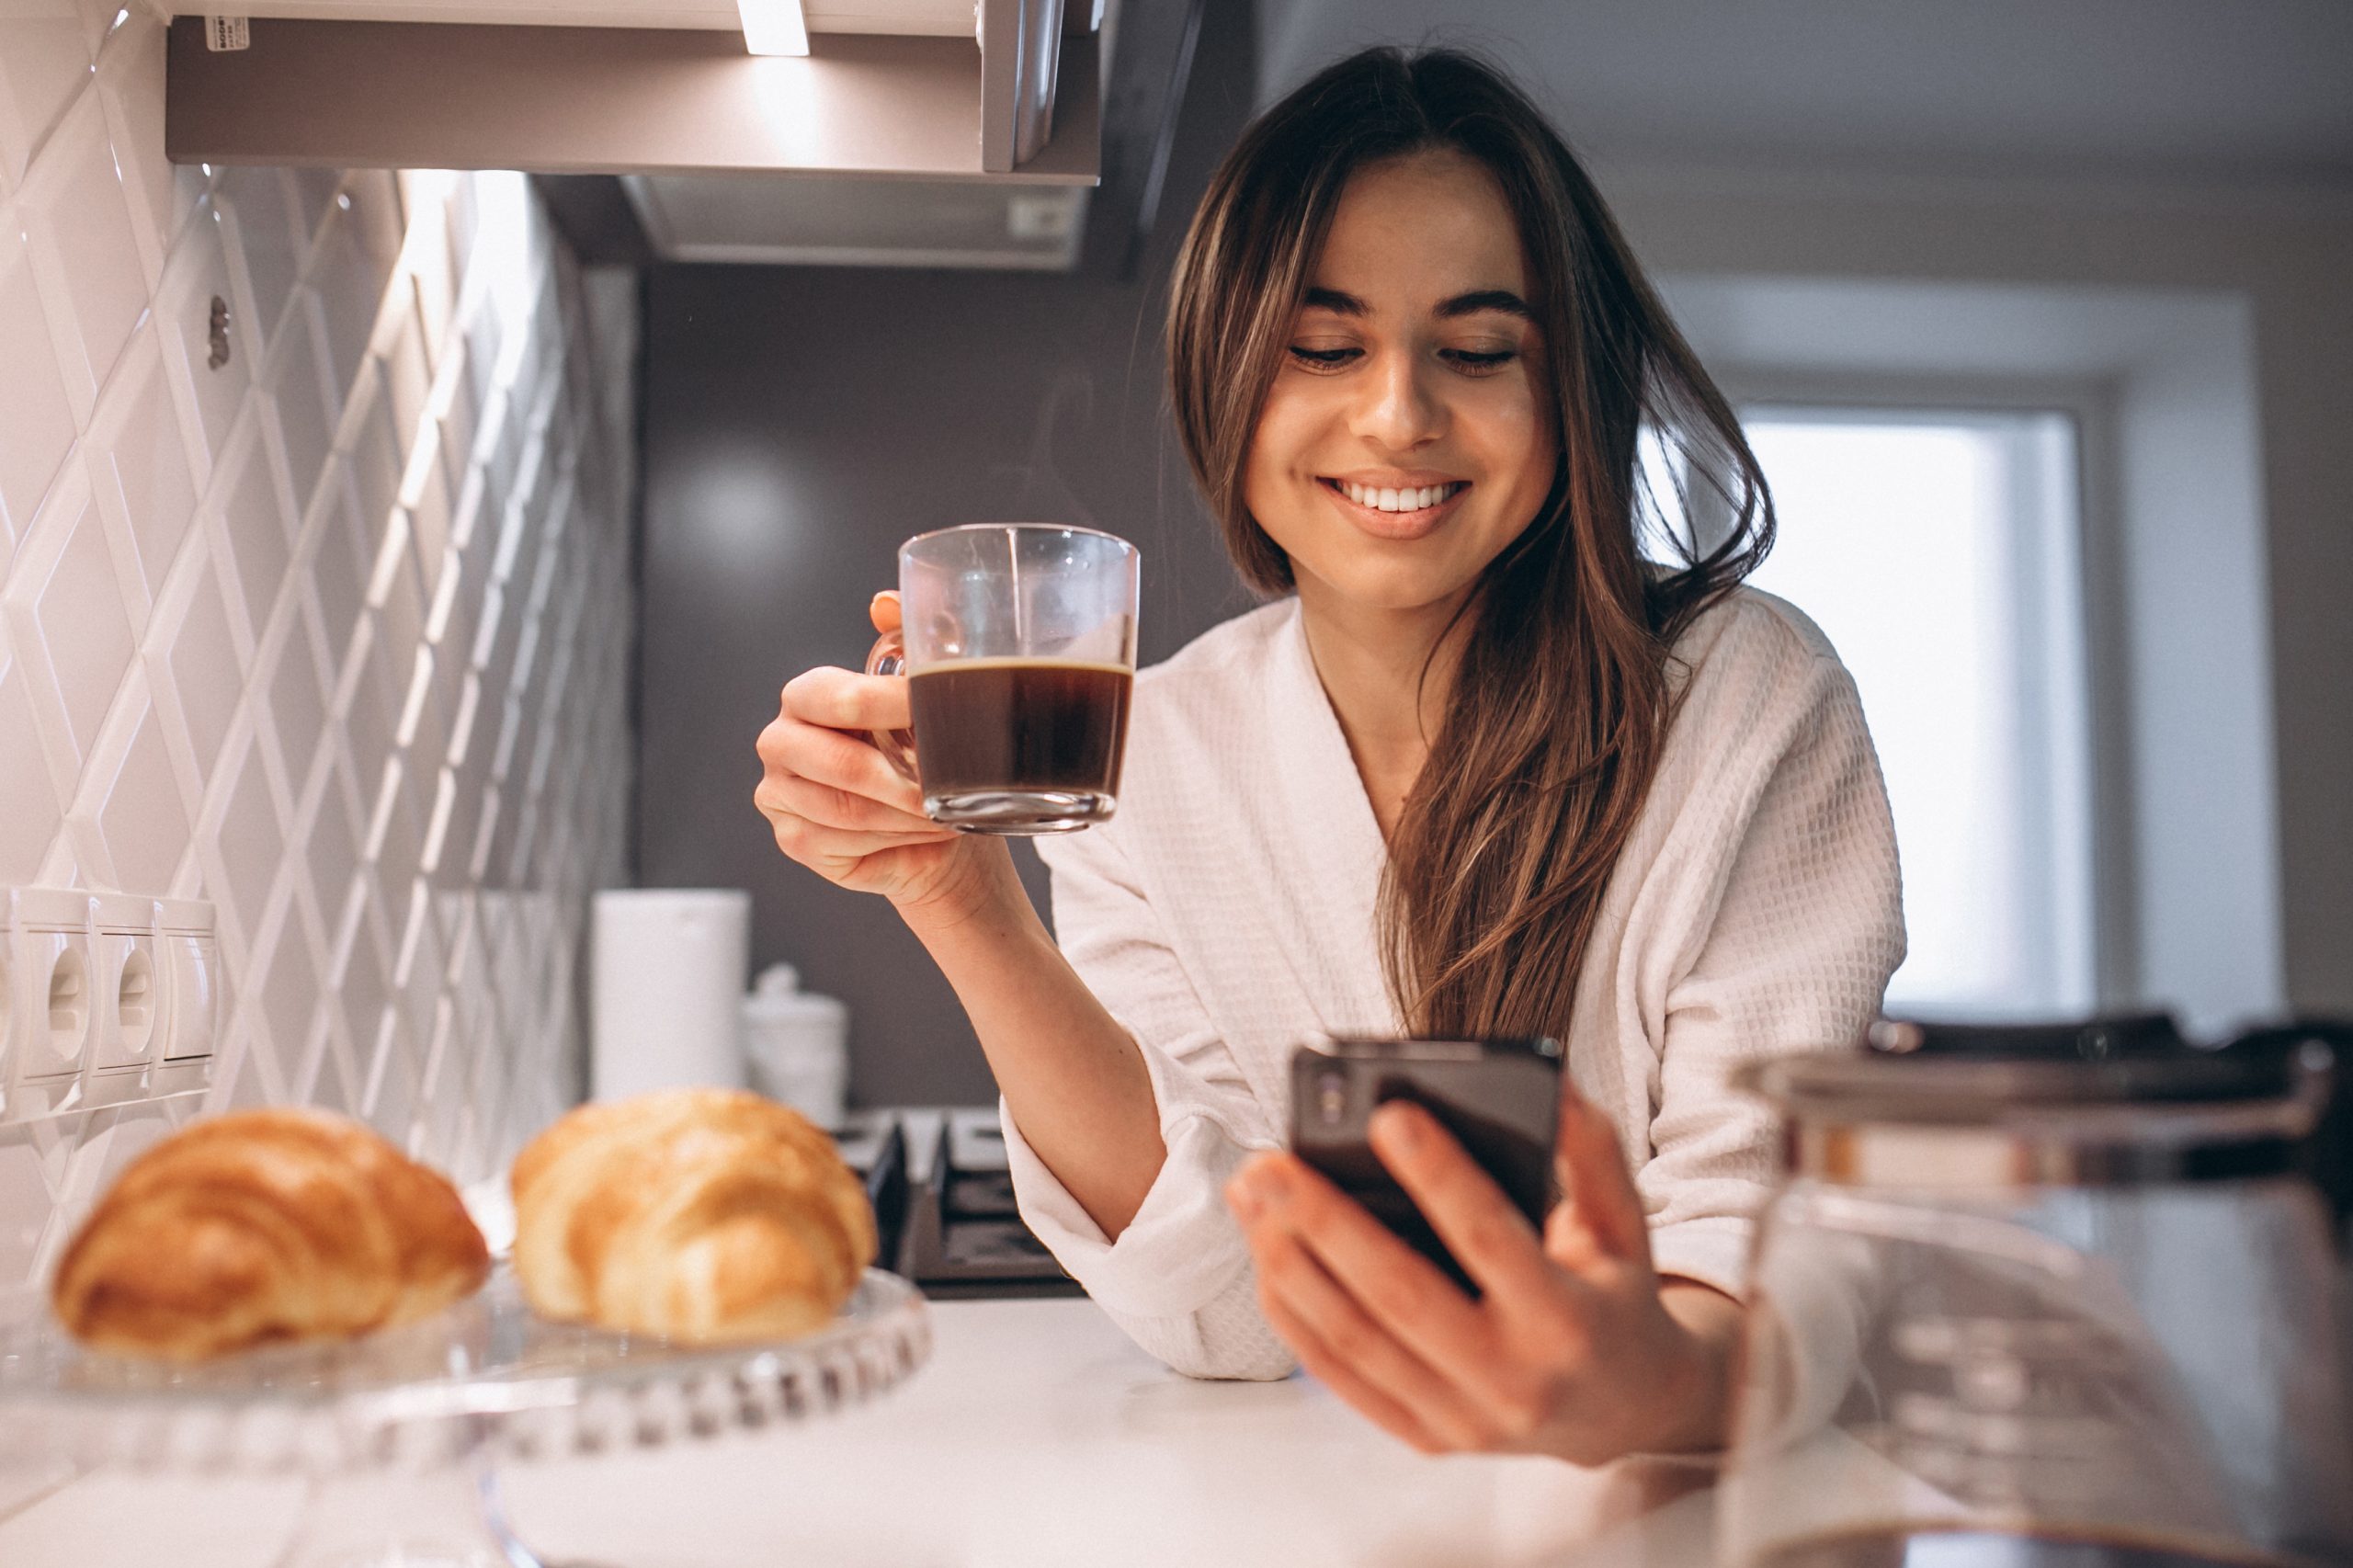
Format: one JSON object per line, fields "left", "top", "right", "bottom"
{"left": 0, "top": 220, "right": 79, "bottom": 539}
{"left": 212, "top": 166, "right": 304, "bottom": 358}
{"left": 0, "top": 3, "right": 93, "bottom": 189}
{"left": 89, "top": 689, "right": 187, "bottom": 893}
{"left": 91, "top": 17, "right": 184, "bottom": 285}
{"left": 17, "top": 89, "right": 144, "bottom": 423}
{"left": 154, "top": 541, "right": 244, "bottom": 786}
{"left": 153, "top": 202, "right": 254, "bottom": 486}
{"left": 0, "top": 10, "right": 633, "bottom": 1289}
{"left": 16, "top": 466, "right": 133, "bottom": 771}
{"left": 84, "top": 324, "right": 199, "bottom": 614}
{"left": 208, "top": 412, "right": 295, "bottom": 632}
{"left": 0, "top": 661, "right": 63, "bottom": 886}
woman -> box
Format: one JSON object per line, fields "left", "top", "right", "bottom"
{"left": 754, "top": 47, "right": 1903, "bottom": 1463}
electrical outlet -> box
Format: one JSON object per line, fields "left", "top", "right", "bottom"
{"left": 93, "top": 893, "right": 159, "bottom": 1075}
{"left": 2, "top": 892, "right": 219, "bottom": 1121}
{"left": 156, "top": 899, "right": 218, "bottom": 1065}
{"left": 9, "top": 889, "right": 93, "bottom": 1084}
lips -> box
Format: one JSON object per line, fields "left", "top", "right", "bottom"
{"left": 1334, "top": 478, "right": 1468, "bottom": 513}
{"left": 1317, "top": 476, "right": 1469, "bottom": 540}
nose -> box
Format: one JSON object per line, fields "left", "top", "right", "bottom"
{"left": 1347, "top": 347, "right": 1443, "bottom": 453}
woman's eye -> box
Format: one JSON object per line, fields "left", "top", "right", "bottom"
{"left": 1442, "top": 348, "right": 1518, "bottom": 373}
{"left": 1287, "top": 345, "right": 1359, "bottom": 369}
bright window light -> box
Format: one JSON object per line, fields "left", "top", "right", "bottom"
{"left": 737, "top": 0, "right": 809, "bottom": 55}
{"left": 1738, "top": 409, "right": 2096, "bottom": 1018}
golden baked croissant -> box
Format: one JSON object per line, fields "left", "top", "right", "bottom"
{"left": 51, "top": 1108, "right": 491, "bottom": 1360}
{"left": 510, "top": 1088, "right": 876, "bottom": 1343}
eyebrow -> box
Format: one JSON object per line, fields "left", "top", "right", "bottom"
{"left": 1301, "top": 286, "right": 1535, "bottom": 321}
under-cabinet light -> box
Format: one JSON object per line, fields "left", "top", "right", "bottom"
{"left": 736, "top": 0, "right": 808, "bottom": 56}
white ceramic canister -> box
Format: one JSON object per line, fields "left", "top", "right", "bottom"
{"left": 741, "top": 963, "right": 848, "bottom": 1130}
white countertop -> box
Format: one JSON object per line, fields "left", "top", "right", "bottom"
{"left": 0, "top": 1297, "right": 1725, "bottom": 1567}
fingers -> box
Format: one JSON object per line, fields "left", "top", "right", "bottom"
{"left": 782, "top": 665, "right": 912, "bottom": 735}
{"left": 755, "top": 772, "right": 949, "bottom": 841}
{"left": 1368, "top": 1102, "right": 1557, "bottom": 1304}
{"left": 1230, "top": 1152, "right": 1496, "bottom": 1388}
{"left": 1229, "top": 1158, "right": 1473, "bottom": 1453}
{"left": 1241, "top": 1216, "right": 1485, "bottom": 1449}
{"left": 1548, "top": 1085, "right": 1653, "bottom": 1272}
{"left": 869, "top": 590, "right": 903, "bottom": 636}
{"left": 757, "top": 706, "right": 925, "bottom": 819}
{"left": 1254, "top": 1278, "right": 1449, "bottom": 1455}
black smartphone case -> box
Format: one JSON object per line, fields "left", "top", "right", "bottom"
{"left": 1288, "top": 1038, "right": 1562, "bottom": 1294}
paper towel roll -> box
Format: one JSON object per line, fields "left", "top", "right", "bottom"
{"left": 591, "top": 889, "right": 750, "bottom": 1099}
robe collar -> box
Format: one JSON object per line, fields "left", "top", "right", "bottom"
{"left": 1256, "top": 599, "right": 1406, "bottom": 1038}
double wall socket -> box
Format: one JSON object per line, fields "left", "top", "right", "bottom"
{"left": 1, "top": 889, "right": 217, "bottom": 1123}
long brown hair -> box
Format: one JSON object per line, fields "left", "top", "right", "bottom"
{"left": 1166, "top": 46, "right": 1774, "bottom": 1042}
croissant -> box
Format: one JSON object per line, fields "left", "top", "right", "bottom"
{"left": 511, "top": 1088, "right": 876, "bottom": 1343}
{"left": 51, "top": 1108, "right": 491, "bottom": 1360}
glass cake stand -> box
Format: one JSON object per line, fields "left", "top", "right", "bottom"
{"left": 0, "top": 1266, "right": 931, "bottom": 1567}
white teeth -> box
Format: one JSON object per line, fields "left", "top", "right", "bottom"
{"left": 1338, "top": 481, "right": 1460, "bottom": 512}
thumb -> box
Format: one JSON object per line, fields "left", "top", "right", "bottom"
{"left": 870, "top": 590, "right": 904, "bottom": 636}
{"left": 1545, "top": 1085, "right": 1652, "bottom": 1273}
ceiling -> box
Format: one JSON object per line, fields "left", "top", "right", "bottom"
{"left": 197, "top": 0, "right": 973, "bottom": 31}
{"left": 1253, "top": 0, "right": 2353, "bottom": 189}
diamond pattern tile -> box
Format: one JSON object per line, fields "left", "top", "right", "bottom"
{"left": 0, "top": 1131, "right": 52, "bottom": 1287}
{"left": 263, "top": 609, "right": 331, "bottom": 790}
{"left": 0, "top": 218, "right": 79, "bottom": 540}
{"left": 83, "top": 681, "right": 186, "bottom": 894}
{"left": 0, "top": 657, "right": 63, "bottom": 886}
{"left": 14, "top": 465, "right": 133, "bottom": 770}
{"left": 310, "top": 202, "right": 391, "bottom": 403}
{"left": 203, "top": 728, "right": 284, "bottom": 942}
{"left": 213, "top": 165, "right": 305, "bottom": 359}
{"left": 153, "top": 539, "right": 245, "bottom": 789}
{"left": 344, "top": 365, "right": 407, "bottom": 555}
{"left": 0, "top": 22, "right": 633, "bottom": 1318}
{"left": 83, "top": 324, "right": 198, "bottom": 614}
{"left": 154, "top": 201, "right": 261, "bottom": 494}
{"left": 267, "top": 310, "right": 337, "bottom": 522}
{"left": 0, "top": 0, "right": 92, "bottom": 189}
{"left": 17, "top": 88, "right": 144, "bottom": 423}
{"left": 90, "top": 14, "right": 184, "bottom": 286}
{"left": 207, "top": 409, "right": 296, "bottom": 637}
{"left": 257, "top": 907, "right": 320, "bottom": 1085}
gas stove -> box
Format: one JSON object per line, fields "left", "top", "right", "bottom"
{"left": 836, "top": 1108, "right": 1083, "bottom": 1300}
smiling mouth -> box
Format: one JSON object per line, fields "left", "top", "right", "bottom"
{"left": 1320, "top": 478, "right": 1469, "bottom": 515}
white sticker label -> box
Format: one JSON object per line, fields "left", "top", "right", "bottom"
{"left": 205, "top": 15, "right": 249, "bottom": 50}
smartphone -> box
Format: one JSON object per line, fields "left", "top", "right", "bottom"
{"left": 1287, "top": 1036, "right": 1562, "bottom": 1293}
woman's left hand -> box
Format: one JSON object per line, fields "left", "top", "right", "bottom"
{"left": 1224, "top": 1088, "right": 1742, "bottom": 1465}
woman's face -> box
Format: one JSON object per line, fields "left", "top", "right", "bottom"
{"left": 1243, "top": 148, "right": 1555, "bottom": 619}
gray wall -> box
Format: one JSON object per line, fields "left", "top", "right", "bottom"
{"left": 635, "top": 5, "right": 1260, "bottom": 1107}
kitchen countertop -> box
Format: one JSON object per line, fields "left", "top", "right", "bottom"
{"left": 0, "top": 1296, "right": 1726, "bottom": 1567}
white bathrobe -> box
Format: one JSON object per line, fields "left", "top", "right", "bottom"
{"left": 1005, "top": 587, "right": 1905, "bottom": 1381}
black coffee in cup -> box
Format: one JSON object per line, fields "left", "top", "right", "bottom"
{"left": 906, "top": 658, "right": 1132, "bottom": 831}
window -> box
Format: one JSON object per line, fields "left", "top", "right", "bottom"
{"left": 1737, "top": 409, "right": 2095, "bottom": 1017}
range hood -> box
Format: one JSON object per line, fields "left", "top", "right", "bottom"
{"left": 163, "top": 0, "right": 1200, "bottom": 271}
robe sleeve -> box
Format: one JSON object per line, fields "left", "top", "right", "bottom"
{"left": 999, "top": 822, "right": 1298, "bottom": 1381}
{"left": 1642, "top": 643, "right": 1906, "bottom": 1301}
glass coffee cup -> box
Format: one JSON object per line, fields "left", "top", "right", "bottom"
{"left": 866, "top": 523, "right": 1140, "bottom": 835}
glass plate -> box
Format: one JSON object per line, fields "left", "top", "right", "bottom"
{"left": 0, "top": 1266, "right": 931, "bottom": 1471}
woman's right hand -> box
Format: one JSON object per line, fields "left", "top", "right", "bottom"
{"left": 753, "top": 592, "right": 1007, "bottom": 919}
